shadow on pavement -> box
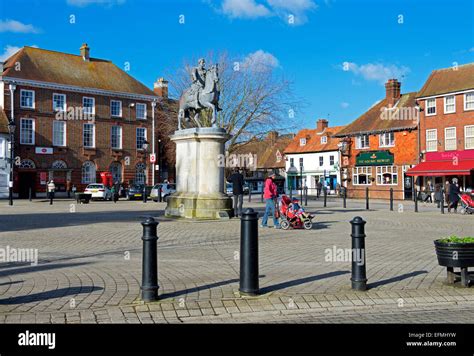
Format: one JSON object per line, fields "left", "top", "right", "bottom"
{"left": 0, "top": 262, "right": 91, "bottom": 277}
{"left": 0, "top": 286, "right": 103, "bottom": 305}
{"left": 159, "top": 278, "right": 240, "bottom": 299}
{"left": 260, "top": 270, "right": 350, "bottom": 294}
{"left": 368, "top": 270, "right": 428, "bottom": 289}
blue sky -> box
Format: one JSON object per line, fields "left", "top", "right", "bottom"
{"left": 1, "top": 0, "right": 473, "bottom": 129}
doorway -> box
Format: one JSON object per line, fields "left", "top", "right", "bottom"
{"left": 18, "top": 171, "right": 36, "bottom": 199}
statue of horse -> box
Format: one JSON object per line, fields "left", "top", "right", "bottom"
{"left": 178, "top": 64, "right": 220, "bottom": 129}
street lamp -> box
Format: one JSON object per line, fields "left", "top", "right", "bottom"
{"left": 142, "top": 140, "right": 149, "bottom": 203}
{"left": 8, "top": 120, "right": 16, "bottom": 206}
{"left": 158, "top": 139, "right": 162, "bottom": 183}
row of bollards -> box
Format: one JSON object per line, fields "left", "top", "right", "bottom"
{"left": 138, "top": 210, "right": 369, "bottom": 301}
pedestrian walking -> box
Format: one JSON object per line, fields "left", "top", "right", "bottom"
{"left": 448, "top": 179, "right": 460, "bottom": 213}
{"left": 434, "top": 183, "right": 443, "bottom": 208}
{"left": 227, "top": 168, "right": 245, "bottom": 217}
{"left": 316, "top": 181, "right": 322, "bottom": 199}
{"left": 47, "top": 180, "right": 56, "bottom": 205}
{"left": 260, "top": 173, "right": 280, "bottom": 229}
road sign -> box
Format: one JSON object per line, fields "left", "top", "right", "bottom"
{"left": 150, "top": 154, "right": 156, "bottom": 163}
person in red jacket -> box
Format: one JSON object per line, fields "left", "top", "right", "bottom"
{"left": 261, "top": 173, "right": 280, "bottom": 229}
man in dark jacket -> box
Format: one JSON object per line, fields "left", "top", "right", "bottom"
{"left": 227, "top": 168, "right": 245, "bottom": 217}
{"left": 448, "top": 179, "right": 460, "bottom": 213}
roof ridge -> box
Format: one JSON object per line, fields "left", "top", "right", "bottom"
{"left": 432, "top": 62, "right": 474, "bottom": 72}
{"left": 24, "top": 46, "right": 112, "bottom": 63}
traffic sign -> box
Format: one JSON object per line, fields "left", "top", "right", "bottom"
{"left": 150, "top": 154, "right": 156, "bottom": 163}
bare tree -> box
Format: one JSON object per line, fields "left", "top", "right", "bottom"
{"left": 166, "top": 51, "right": 302, "bottom": 149}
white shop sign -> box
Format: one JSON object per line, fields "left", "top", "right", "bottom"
{"left": 35, "top": 147, "right": 53, "bottom": 155}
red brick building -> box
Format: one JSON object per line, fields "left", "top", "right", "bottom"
{"left": 0, "top": 45, "right": 167, "bottom": 197}
{"left": 333, "top": 79, "right": 419, "bottom": 200}
{"left": 407, "top": 63, "right": 474, "bottom": 190}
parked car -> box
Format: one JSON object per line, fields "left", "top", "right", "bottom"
{"left": 84, "top": 183, "right": 112, "bottom": 200}
{"left": 151, "top": 183, "right": 176, "bottom": 202}
{"left": 126, "top": 184, "right": 146, "bottom": 200}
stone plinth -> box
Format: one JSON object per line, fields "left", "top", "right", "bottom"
{"left": 165, "top": 127, "right": 232, "bottom": 219}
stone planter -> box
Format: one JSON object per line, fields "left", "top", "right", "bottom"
{"left": 434, "top": 240, "right": 474, "bottom": 287}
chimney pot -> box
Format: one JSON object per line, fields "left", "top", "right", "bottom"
{"left": 316, "top": 119, "right": 329, "bottom": 132}
{"left": 80, "top": 43, "right": 90, "bottom": 61}
{"left": 154, "top": 77, "right": 168, "bottom": 98}
{"left": 385, "top": 78, "right": 401, "bottom": 107}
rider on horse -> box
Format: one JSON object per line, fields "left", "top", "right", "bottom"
{"left": 189, "top": 58, "right": 207, "bottom": 108}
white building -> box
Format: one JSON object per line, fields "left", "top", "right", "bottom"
{"left": 0, "top": 108, "right": 10, "bottom": 198}
{"left": 283, "top": 119, "right": 345, "bottom": 194}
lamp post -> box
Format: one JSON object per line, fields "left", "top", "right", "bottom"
{"left": 158, "top": 139, "right": 162, "bottom": 183}
{"left": 142, "top": 140, "right": 149, "bottom": 203}
{"left": 8, "top": 83, "right": 16, "bottom": 206}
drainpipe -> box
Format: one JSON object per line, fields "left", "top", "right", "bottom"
{"left": 151, "top": 99, "right": 157, "bottom": 187}
{"left": 9, "top": 82, "right": 16, "bottom": 206}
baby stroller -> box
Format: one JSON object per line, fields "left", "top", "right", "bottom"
{"left": 459, "top": 193, "right": 474, "bottom": 214}
{"left": 278, "top": 195, "right": 314, "bottom": 230}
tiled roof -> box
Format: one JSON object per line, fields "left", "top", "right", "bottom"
{"left": 334, "top": 92, "right": 418, "bottom": 137}
{"left": 417, "top": 62, "right": 474, "bottom": 98}
{"left": 2, "top": 46, "right": 157, "bottom": 97}
{"left": 0, "top": 108, "right": 9, "bottom": 134}
{"left": 284, "top": 125, "right": 346, "bottom": 154}
{"left": 232, "top": 134, "right": 294, "bottom": 169}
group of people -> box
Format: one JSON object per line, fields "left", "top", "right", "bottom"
{"left": 421, "top": 179, "right": 462, "bottom": 213}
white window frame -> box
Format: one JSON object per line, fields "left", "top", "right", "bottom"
{"left": 426, "top": 129, "right": 437, "bottom": 152}
{"left": 52, "top": 93, "right": 67, "bottom": 112}
{"left": 329, "top": 155, "right": 334, "bottom": 166}
{"left": 52, "top": 120, "right": 66, "bottom": 147}
{"left": 82, "top": 161, "right": 96, "bottom": 184}
{"left": 136, "top": 103, "right": 147, "bottom": 120}
{"left": 299, "top": 138, "right": 306, "bottom": 146}
{"left": 111, "top": 126, "right": 122, "bottom": 149}
{"left": 426, "top": 98, "right": 436, "bottom": 116}
{"left": 464, "top": 92, "right": 474, "bottom": 111}
{"left": 83, "top": 123, "right": 95, "bottom": 148}
{"left": 136, "top": 127, "right": 147, "bottom": 150}
{"left": 465, "top": 125, "right": 474, "bottom": 150}
{"left": 355, "top": 134, "right": 370, "bottom": 149}
{"left": 319, "top": 156, "right": 323, "bottom": 167}
{"left": 0, "top": 137, "right": 5, "bottom": 159}
{"left": 376, "top": 166, "right": 398, "bottom": 186}
{"left": 20, "top": 118, "right": 35, "bottom": 145}
{"left": 444, "top": 95, "right": 455, "bottom": 114}
{"left": 321, "top": 136, "right": 327, "bottom": 144}
{"left": 83, "top": 97, "right": 95, "bottom": 115}
{"left": 352, "top": 166, "right": 372, "bottom": 185}
{"left": 379, "top": 132, "right": 395, "bottom": 147}
{"left": 110, "top": 100, "right": 122, "bottom": 117}
{"left": 20, "top": 89, "right": 35, "bottom": 109}
{"left": 444, "top": 127, "right": 456, "bottom": 151}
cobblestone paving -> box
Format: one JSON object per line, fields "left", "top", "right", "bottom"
{"left": 0, "top": 197, "right": 473, "bottom": 323}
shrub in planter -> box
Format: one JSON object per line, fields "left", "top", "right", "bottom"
{"left": 434, "top": 236, "right": 474, "bottom": 287}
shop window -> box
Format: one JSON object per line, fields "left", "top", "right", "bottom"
{"left": 376, "top": 166, "right": 398, "bottom": 185}
{"left": 353, "top": 167, "right": 372, "bottom": 185}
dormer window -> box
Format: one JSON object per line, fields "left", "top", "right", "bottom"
{"left": 299, "top": 138, "right": 306, "bottom": 146}
{"left": 321, "top": 136, "right": 327, "bottom": 144}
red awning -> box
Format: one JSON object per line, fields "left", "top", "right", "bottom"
{"left": 406, "top": 160, "right": 474, "bottom": 176}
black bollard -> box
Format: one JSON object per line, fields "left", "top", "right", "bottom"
{"left": 304, "top": 186, "right": 308, "bottom": 206}
{"left": 365, "top": 187, "right": 369, "bottom": 210}
{"left": 350, "top": 216, "right": 367, "bottom": 291}
{"left": 143, "top": 185, "right": 147, "bottom": 203}
{"left": 390, "top": 188, "right": 393, "bottom": 211}
{"left": 248, "top": 190, "right": 251, "bottom": 202}
{"left": 343, "top": 187, "right": 347, "bottom": 209}
{"left": 323, "top": 187, "right": 327, "bottom": 208}
{"left": 441, "top": 189, "right": 445, "bottom": 214}
{"left": 141, "top": 217, "right": 159, "bottom": 302}
{"left": 159, "top": 187, "right": 162, "bottom": 202}
{"left": 239, "top": 208, "right": 259, "bottom": 296}
{"left": 29, "top": 187, "right": 32, "bottom": 202}
{"left": 414, "top": 189, "right": 418, "bottom": 212}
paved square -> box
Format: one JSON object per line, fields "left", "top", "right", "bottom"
{"left": 0, "top": 197, "right": 473, "bottom": 323}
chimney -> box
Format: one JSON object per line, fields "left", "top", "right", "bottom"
{"left": 316, "top": 118, "right": 328, "bottom": 132}
{"left": 267, "top": 131, "right": 278, "bottom": 144}
{"left": 385, "top": 78, "right": 401, "bottom": 107}
{"left": 80, "top": 43, "right": 90, "bottom": 61}
{"left": 154, "top": 77, "right": 168, "bottom": 98}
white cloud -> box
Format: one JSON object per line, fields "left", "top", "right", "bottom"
{"left": 340, "top": 102, "right": 349, "bottom": 109}
{"left": 267, "top": 0, "right": 317, "bottom": 24}
{"left": 221, "top": 0, "right": 271, "bottom": 18}
{"left": 67, "top": 0, "right": 125, "bottom": 7}
{"left": 242, "top": 50, "right": 279, "bottom": 72}
{"left": 0, "top": 45, "right": 38, "bottom": 61}
{"left": 0, "top": 19, "right": 40, "bottom": 33}
{"left": 342, "top": 62, "right": 410, "bottom": 84}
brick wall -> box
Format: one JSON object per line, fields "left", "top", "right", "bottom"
{"left": 4, "top": 85, "right": 160, "bottom": 193}
{"left": 343, "top": 130, "right": 418, "bottom": 200}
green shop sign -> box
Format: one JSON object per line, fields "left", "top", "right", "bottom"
{"left": 356, "top": 151, "right": 394, "bottom": 166}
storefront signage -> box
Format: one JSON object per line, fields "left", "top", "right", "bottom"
{"left": 35, "top": 147, "right": 53, "bottom": 155}
{"left": 356, "top": 151, "right": 394, "bottom": 166}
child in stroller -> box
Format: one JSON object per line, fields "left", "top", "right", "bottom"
{"left": 279, "top": 195, "right": 314, "bottom": 230}
{"left": 459, "top": 192, "right": 474, "bottom": 214}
